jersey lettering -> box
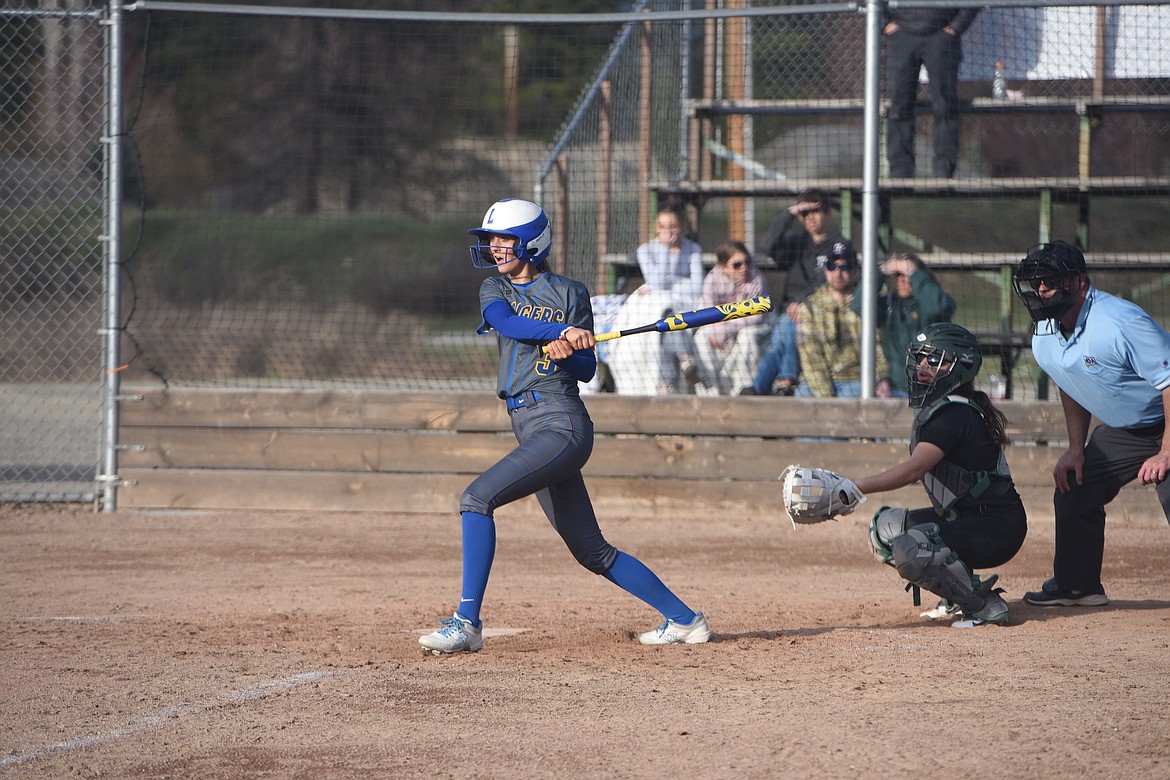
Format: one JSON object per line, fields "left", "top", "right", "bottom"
{"left": 516, "top": 303, "right": 567, "bottom": 325}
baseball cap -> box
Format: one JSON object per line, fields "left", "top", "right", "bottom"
{"left": 818, "top": 240, "right": 857, "bottom": 269}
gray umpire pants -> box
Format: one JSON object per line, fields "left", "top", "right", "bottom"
{"left": 1052, "top": 420, "right": 1170, "bottom": 591}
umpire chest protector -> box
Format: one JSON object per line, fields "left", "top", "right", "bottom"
{"left": 911, "top": 395, "right": 1011, "bottom": 516}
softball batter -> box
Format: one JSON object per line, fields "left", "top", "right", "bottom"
{"left": 420, "top": 199, "right": 711, "bottom": 654}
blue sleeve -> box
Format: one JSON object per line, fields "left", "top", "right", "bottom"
{"left": 482, "top": 299, "right": 566, "bottom": 342}
{"left": 557, "top": 349, "right": 597, "bottom": 383}
{"left": 1119, "top": 315, "right": 1170, "bottom": 389}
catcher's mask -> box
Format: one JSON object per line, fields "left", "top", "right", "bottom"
{"left": 906, "top": 323, "right": 982, "bottom": 409}
{"left": 1012, "top": 240, "right": 1087, "bottom": 330}
{"left": 468, "top": 198, "right": 552, "bottom": 269}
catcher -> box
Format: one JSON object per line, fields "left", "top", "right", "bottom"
{"left": 781, "top": 323, "right": 1027, "bottom": 626}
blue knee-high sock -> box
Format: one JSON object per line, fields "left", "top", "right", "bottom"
{"left": 458, "top": 511, "right": 495, "bottom": 627}
{"left": 603, "top": 550, "right": 695, "bottom": 624}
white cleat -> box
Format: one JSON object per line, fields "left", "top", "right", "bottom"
{"left": 920, "top": 599, "right": 961, "bottom": 621}
{"left": 420, "top": 613, "right": 483, "bottom": 655}
{"left": 637, "top": 612, "right": 711, "bottom": 645}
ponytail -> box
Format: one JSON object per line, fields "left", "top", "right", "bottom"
{"left": 962, "top": 385, "right": 1010, "bottom": 446}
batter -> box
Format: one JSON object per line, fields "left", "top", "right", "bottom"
{"left": 419, "top": 199, "right": 710, "bottom": 654}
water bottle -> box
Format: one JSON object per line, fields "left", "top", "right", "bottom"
{"left": 989, "top": 374, "right": 1007, "bottom": 399}
{"left": 992, "top": 61, "right": 1007, "bottom": 100}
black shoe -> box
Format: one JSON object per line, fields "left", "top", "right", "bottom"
{"left": 738, "top": 387, "right": 758, "bottom": 396}
{"left": 1023, "top": 581, "right": 1109, "bottom": 607}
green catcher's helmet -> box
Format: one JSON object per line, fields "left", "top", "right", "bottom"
{"left": 906, "top": 323, "right": 983, "bottom": 409}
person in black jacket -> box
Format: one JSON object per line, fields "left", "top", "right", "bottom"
{"left": 746, "top": 188, "right": 845, "bottom": 395}
{"left": 882, "top": 4, "right": 980, "bottom": 178}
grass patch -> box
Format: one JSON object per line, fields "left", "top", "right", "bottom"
{"left": 126, "top": 209, "right": 484, "bottom": 320}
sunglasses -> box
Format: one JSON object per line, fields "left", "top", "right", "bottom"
{"left": 728, "top": 260, "right": 748, "bottom": 269}
{"left": 911, "top": 350, "right": 947, "bottom": 368}
{"left": 1027, "top": 275, "right": 1065, "bottom": 291}
{"left": 825, "top": 261, "right": 854, "bottom": 272}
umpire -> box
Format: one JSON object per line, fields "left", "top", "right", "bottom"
{"left": 1013, "top": 241, "right": 1170, "bottom": 607}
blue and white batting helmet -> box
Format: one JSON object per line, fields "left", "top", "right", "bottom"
{"left": 468, "top": 198, "right": 552, "bottom": 268}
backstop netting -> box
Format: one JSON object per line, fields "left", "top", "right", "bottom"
{"left": 120, "top": 1, "right": 1170, "bottom": 397}
{"left": 3, "top": 0, "right": 1169, "bottom": 501}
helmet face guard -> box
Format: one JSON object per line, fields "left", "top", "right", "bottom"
{"left": 905, "top": 324, "right": 982, "bottom": 409}
{"left": 468, "top": 234, "right": 522, "bottom": 270}
{"left": 1012, "top": 241, "right": 1086, "bottom": 327}
{"left": 468, "top": 199, "right": 552, "bottom": 269}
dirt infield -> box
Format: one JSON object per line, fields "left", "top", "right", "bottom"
{"left": 1, "top": 501, "right": 1168, "bottom": 779}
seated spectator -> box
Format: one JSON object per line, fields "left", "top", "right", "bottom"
{"left": 851, "top": 251, "right": 956, "bottom": 398}
{"left": 746, "top": 188, "right": 844, "bottom": 396}
{"left": 635, "top": 204, "right": 704, "bottom": 312}
{"left": 795, "top": 241, "right": 894, "bottom": 398}
{"left": 609, "top": 206, "right": 704, "bottom": 395}
{"left": 693, "top": 241, "right": 771, "bottom": 395}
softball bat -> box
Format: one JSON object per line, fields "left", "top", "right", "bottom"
{"left": 595, "top": 295, "right": 772, "bottom": 343}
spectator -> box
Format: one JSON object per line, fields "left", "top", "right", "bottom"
{"left": 1011, "top": 240, "right": 1170, "bottom": 608}
{"left": 851, "top": 251, "right": 956, "bottom": 397}
{"left": 635, "top": 205, "right": 704, "bottom": 313}
{"left": 608, "top": 206, "right": 704, "bottom": 395}
{"left": 881, "top": 3, "right": 980, "bottom": 178}
{"left": 693, "top": 241, "right": 771, "bottom": 395}
{"left": 795, "top": 241, "right": 893, "bottom": 398}
{"left": 746, "top": 188, "right": 845, "bottom": 396}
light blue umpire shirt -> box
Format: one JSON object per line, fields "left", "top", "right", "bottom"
{"left": 1030, "top": 287, "right": 1170, "bottom": 429}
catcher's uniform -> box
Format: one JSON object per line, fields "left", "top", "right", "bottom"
{"left": 907, "top": 396, "right": 1027, "bottom": 570}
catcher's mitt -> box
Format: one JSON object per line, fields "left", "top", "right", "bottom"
{"left": 779, "top": 465, "right": 867, "bottom": 526}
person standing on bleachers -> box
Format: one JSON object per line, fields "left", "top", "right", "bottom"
{"left": 881, "top": 2, "right": 980, "bottom": 178}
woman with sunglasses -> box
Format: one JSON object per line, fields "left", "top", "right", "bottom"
{"left": 693, "top": 241, "right": 771, "bottom": 395}
{"left": 851, "top": 323, "right": 1028, "bottom": 627}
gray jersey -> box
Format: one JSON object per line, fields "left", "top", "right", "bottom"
{"left": 478, "top": 272, "right": 594, "bottom": 400}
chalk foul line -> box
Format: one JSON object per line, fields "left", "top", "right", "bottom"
{"left": 0, "top": 669, "right": 349, "bottom": 768}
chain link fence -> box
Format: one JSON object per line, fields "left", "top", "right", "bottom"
{"left": 2, "top": 4, "right": 107, "bottom": 502}
{"left": 3, "top": 1, "right": 1169, "bottom": 504}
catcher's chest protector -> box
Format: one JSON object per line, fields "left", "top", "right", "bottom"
{"left": 910, "top": 395, "right": 1010, "bottom": 514}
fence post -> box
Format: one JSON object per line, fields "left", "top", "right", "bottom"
{"left": 859, "top": 0, "right": 883, "bottom": 399}
{"left": 556, "top": 153, "right": 569, "bottom": 273}
{"left": 598, "top": 80, "right": 612, "bottom": 295}
{"left": 101, "top": 0, "right": 127, "bottom": 511}
{"left": 726, "top": 0, "right": 746, "bottom": 240}
{"left": 639, "top": 16, "right": 652, "bottom": 237}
